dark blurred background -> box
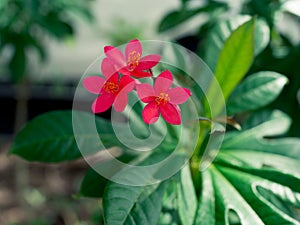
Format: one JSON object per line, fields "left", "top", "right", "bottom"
{"left": 1, "top": 0, "right": 300, "bottom": 224}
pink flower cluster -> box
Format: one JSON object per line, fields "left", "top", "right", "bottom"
{"left": 83, "top": 39, "right": 191, "bottom": 125}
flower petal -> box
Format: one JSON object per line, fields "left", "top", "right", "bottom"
{"left": 105, "top": 73, "right": 119, "bottom": 85}
{"left": 101, "top": 58, "right": 118, "bottom": 79}
{"left": 167, "top": 87, "right": 191, "bottom": 104}
{"left": 130, "top": 69, "right": 152, "bottom": 78}
{"left": 114, "top": 92, "right": 128, "bottom": 112}
{"left": 104, "top": 46, "right": 126, "bottom": 69}
{"left": 160, "top": 103, "right": 181, "bottom": 125}
{"left": 125, "top": 39, "right": 142, "bottom": 61}
{"left": 92, "top": 93, "right": 115, "bottom": 113}
{"left": 137, "top": 54, "right": 161, "bottom": 70}
{"left": 119, "top": 75, "right": 135, "bottom": 93}
{"left": 83, "top": 76, "right": 105, "bottom": 94}
{"left": 142, "top": 102, "right": 160, "bottom": 124}
{"left": 136, "top": 83, "right": 156, "bottom": 103}
{"left": 154, "top": 70, "right": 173, "bottom": 94}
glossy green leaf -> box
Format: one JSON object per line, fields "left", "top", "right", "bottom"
{"left": 103, "top": 150, "right": 188, "bottom": 225}
{"left": 158, "top": 178, "right": 180, "bottom": 225}
{"left": 214, "top": 18, "right": 255, "bottom": 99}
{"left": 203, "top": 16, "right": 270, "bottom": 72}
{"left": 203, "top": 16, "right": 251, "bottom": 71}
{"left": 103, "top": 178, "right": 166, "bottom": 225}
{"left": 222, "top": 110, "right": 300, "bottom": 159}
{"left": 206, "top": 18, "right": 255, "bottom": 115}
{"left": 283, "top": 0, "right": 300, "bottom": 17}
{"left": 10, "top": 110, "right": 121, "bottom": 162}
{"left": 215, "top": 165, "right": 300, "bottom": 224}
{"left": 227, "top": 71, "right": 288, "bottom": 114}
{"left": 177, "top": 165, "right": 197, "bottom": 225}
{"left": 217, "top": 150, "right": 300, "bottom": 179}
{"left": 210, "top": 166, "right": 265, "bottom": 225}
{"left": 79, "top": 168, "right": 108, "bottom": 198}
{"left": 194, "top": 170, "right": 215, "bottom": 225}
{"left": 158, "top": 166, "right": 197, "bottom": 225}
{"left": 103, "top": 183, "right": 164, "bottom": 225}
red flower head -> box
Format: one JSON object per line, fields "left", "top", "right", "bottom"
{"left": 104, "top": 39, "right": 161, "bottom": 78}
{"left": 136, "top": 70, "right": 191, "bottom": 125}
{"left": 83, "top": 58, "right": 135, "bottom": 113}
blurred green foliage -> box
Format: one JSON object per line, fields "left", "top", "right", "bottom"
{"left": 0, "top": 0, "right": 94, "bottom": 83}
{"left": 158, "top": 0, "right": 300, "bottom": 136}
{"left": 104, "top": 18, "right": 145, "bottom": 46}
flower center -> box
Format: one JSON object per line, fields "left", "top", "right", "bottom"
{"left": 127, "top": 51, "right": 140, "bottom": 71}
{"left": 103, "top": 81, "right": 119, "bottom": 93}
{"left": 155, "top": 92, "right": 170, "bottom": 105}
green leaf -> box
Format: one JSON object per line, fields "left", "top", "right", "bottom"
{"left": 227, "top": 71, "right": 288, "bottom": 114}
{"left": 214, "top": 18, "right": 255, "bottom": 98}
{"left": 9, "top": 46, "right": 26, "bottom": 83}
{"left": 214, "top": 165, "right": 300, "bottom": 224}
{"left": 203, "top": 16, "right": 270, "bottom": 72}
{"left": 194, "top": 170, "right": 215, "bottom": 225}
{"left": 254, "top": 18, "right": 270, "bottom": 55}
{"left": 194, "top": 106, "right": 300, "bottom": 224}
{"left": 38, "top": 13, "right": 74, "bottom": 39}
{"left": 103, "top": 150, "right": 188, "bottom": 225}
{"left": 210, "top": 166, "right": 265, "bottom": 225}
{"left": 10, "top": 110, "right": 120, "bottom": 162}
{"left": 177, "top": 165, "right": 197, "bottom": 225}
{"left": 215, "top": 151, "right": 300, "bottom": 202}
{"left": 203, "top": 15, "right": 251, "bottom": 71}
{"left": 222, "top": 110, "right": 300, "bottom": 159}
{"left": 158, "top": 178, "right": 180, "bottom": 225}
{"left": 103, "top": 179, "right": 166, "bottom": 225}
{"left": 79, "top": 168, "right": 108, "bottom": 198}
{"left": 205, "top": 18, "right": 255, "bottom": 115}
{"left": 158, "top": 9, "right": 202, "bottom": 32}
{"left": 158, "top": 2, "right": 226, "bottom": 32}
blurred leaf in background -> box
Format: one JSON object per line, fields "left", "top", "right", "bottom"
{"left": 0, "top": 0, "right": 94, "bottom": 83}
{"left": 158, "top": 0, "right": 300, "bottom": 137}
{"left": 103, "top": 17, "right": 145, "bottom": 46}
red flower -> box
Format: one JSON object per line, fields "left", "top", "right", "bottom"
{"left": 136, "top": 70, "right": 191, "bottom": 125}
{"left": 83, "top": 58, "right": 135, "bottom": 113}
{"left": 104, "top": 39, "right": 161, "bottom": 78}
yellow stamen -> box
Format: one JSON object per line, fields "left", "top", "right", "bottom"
{"left": 155, "top": 93, "right": 170, "bottom": 105}
{"left": 103, "top": 81, "right": 119, "bottom": 93}
{"left": 127, "top": 51, "right": 140, "bottom": 71}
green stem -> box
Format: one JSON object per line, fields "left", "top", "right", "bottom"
{"left": 190, "top": 121, "right": 210, "bottom": 189}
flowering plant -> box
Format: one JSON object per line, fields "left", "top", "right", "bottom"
{"left": 84, "top": 39, "right": 191, "bottom": 125}
{"left": 9, "top": 18, "right": 300, "bottom": 225}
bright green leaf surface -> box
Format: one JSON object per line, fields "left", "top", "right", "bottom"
{"left": 194, "top": 171, "right": 215, "bottom": 225}
{"left": 215, "top": 166, "right": 300, "bottom": 224}
{"left": 214, "top": 18, "right": 255, "bottom": 100}
{"left": 203, "top": 16, "right": 270, "bottom": 72}
{"left": 227, "top": 71, "right": 288, "bottom": 114}
{"left": 177, "top": 165, "right": 197, "bottom": 225}
{"left": 206, "top": 18, "right": 255, "bottom": 115}
{"left": 210, "top": 166, "right": 265, "bottom": 225}
{"left": 222, "top": 110, "right": 300, "bottom": 159}
{"left": 203, "top": 15, "right": 251, "bottom": 71}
